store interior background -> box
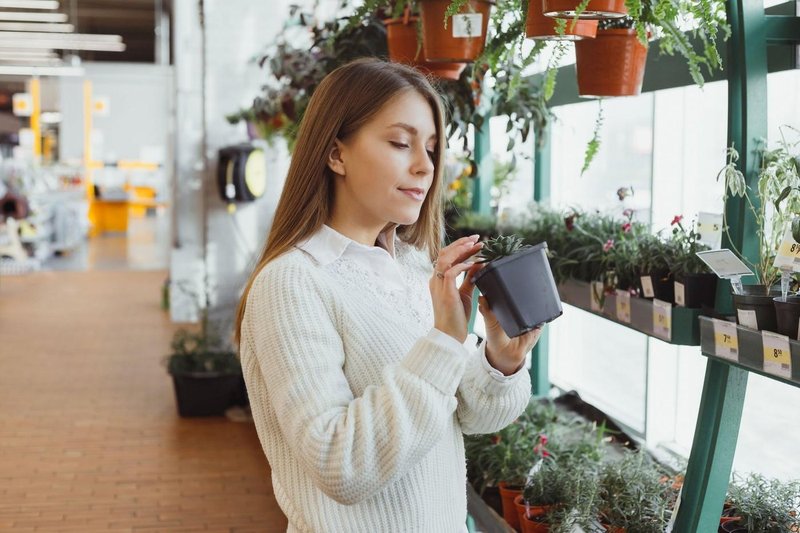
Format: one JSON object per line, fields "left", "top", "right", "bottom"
{"left": 1, "top": 0, "right": 799, "bottom": 492}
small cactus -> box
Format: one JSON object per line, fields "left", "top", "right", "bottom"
{"left": 477, "top": 234, "right": 529, "bottom": 263}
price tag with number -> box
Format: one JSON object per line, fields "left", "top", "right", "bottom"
{"left": 640, "top": 275, "right": 655, "bottom": 298}
{"left": 712, "top": 318, "right": 739, "bottom": 361}
{"left": 762, "top": 331, "right": 792, "bottom": 379}
{"left": 652, "top": 299, "right": 672, "bottom": 341}
{"left": 616, "top": 289, "right": 631, "bottom": 323}
{"left": 674, "top": 282, "right": 686, "bottom": 307}
{"left": 773, "top": 227, "right": 800, "bottom": 272}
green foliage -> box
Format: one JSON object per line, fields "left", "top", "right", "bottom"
{"left": 598, "top": 449, "right": 680, "bottom": 532}
{"left": 166, "top": 330, "right": 240, "bottom": 375}
{"left": 666, "top": 216, "right": 712, "bottom": 276}
{"left": 581, "top": 101, "right": 604, "bottom": 176}
{"left": 726, "top": 473, "right": 800, "bottom": 533}
{"left": 477, "top": 234, "right": 529, "bottom": 262}
{"left": 717, "top": 127, "right": 800, "bottom": 287}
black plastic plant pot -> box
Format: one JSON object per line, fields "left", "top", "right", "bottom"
{"left": 731, "top": 285, "right": 782, "bottom": 332}
{"left": 171, "top": 372, "right": 244, "bottom": 417}
{"left": 638, "top": 269, "right": 674, "bottom": 302}
{"left": 471, "top": 242, "right": 563, "bottom": 338}
{"left": 675, "top": 273, "right": 717, "bottom": 309}
{"left": 773, "top": 296, "right": 800, "bottom": 340}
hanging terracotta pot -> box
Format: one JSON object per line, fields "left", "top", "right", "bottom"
{"left": 419, "top": 0, "right": 494, "bottom": 63}
{"left": 384, "top": 15, "right": 467, "bottom": 80}
{"left": 526, "top": 0, "right": 597, "bottom": 40}
{"left": 574, "top": 28, "right": 648, "bottom": 97}
{"left": 542, "top": 0, "right": 627, "bottom": 19}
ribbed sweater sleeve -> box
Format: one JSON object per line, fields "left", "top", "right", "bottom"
{"left": 242, "top": 257, "right": 468, "bottom": 506}
{"left": 455, "top": 341, "right": 532, "bottom": 435}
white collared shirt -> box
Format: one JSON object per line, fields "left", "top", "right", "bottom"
{"left": 297, "top": 224, "right": 523, "bottom": 382}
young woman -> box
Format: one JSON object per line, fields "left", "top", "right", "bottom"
{"left": 236, "top": 58, "right": 541, "bottom": 533}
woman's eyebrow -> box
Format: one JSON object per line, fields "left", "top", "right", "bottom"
{"left": 388, "top": 122, "right": 437, "bottom": 142}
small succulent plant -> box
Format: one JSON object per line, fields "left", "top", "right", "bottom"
{"left": 477, "top": 234, "right": 530, "bottom": 263}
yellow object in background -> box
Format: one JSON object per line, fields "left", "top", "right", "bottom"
{"left": 93, "top": 200, "right": 129, "bottom": 234}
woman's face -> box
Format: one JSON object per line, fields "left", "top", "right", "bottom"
{"left": 330, "top": 89, "right": 438, "bottom": 229}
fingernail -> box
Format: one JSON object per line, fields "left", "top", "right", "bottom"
{"left": 470, "top": 234, "right": 480, "bottom": 240}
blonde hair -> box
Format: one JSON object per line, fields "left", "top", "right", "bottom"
{"left": 234, "top": 58, "right": 446, "bottom": 346}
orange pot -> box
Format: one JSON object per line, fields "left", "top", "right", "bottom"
{"left": 542, "top": 0, "right": 627, "bottom": 19}
{"left": 514, "top": 495, "right": 550, "bottom": 532}
{"left": 521, "top": 510, "right": 551, "bottom": 533}
{"left": 601, "top": 524, "right": 626, "bottom": 533}
{"left": 574, "top": 28, "right": 648, "bottom": 97}
{"left": 526, "top": 0, "right": 597, "bottom": 40}
{"left": 498, "top": 482, "right": 523, "bottom": 531}
{"left": 419, "top": 0, "right": 493, "bottom": 62}
{"left": 384, "top": 16, "right": 467, "bottom": 80}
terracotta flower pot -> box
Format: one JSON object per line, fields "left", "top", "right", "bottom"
{"left": 574, "top": 28, "right": 648, "bottom": 97}
{"left": 526, "top": 0, "right": 597, "bottom": 40}
{"left": 521, "top": 510, "right": 551, "bottom": 533}
{"left": 498, "top": 482, "right": 523, "bottom": 531}
{"left": 542, "top": 0, "right": 627, "bottom": 19}
{"left": 513, "top": 494, "right": 549, "bottom": 530}
{"left": 419, "top": 0, "right": 493, "bottom": 62}
{"left": 384, "top": 15, "right": 467, "bottom": 80}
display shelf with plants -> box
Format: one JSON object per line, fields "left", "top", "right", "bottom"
{"left": 558, "top": 278, "right": 703, "bottom": 346}
{"left": 698, "top": 316, "right": 800, "bottom": 388}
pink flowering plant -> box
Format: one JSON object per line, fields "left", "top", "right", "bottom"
{"left": 665, "top": 215, "right": 712, "bottom": 276}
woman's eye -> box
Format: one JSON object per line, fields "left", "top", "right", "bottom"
{"left": 390, "top": 141, "right": 409, "bottom": 149}
{"left": 426, "top": 150, "right": 435, "bottom": 160}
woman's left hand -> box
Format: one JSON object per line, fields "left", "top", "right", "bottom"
{"left": 477, "top": 293, "right": 543, "bottom": 376}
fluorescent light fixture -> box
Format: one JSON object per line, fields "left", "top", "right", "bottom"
{"left": 0, "top": 32, "right": 125, "bottom": 51}
{"left": 0, "top": 48, "right": 56, "bottom": 58}
{"left": 0, "top": 56, "right": 60, "bottom": 64}
{"left": 0, "top": 12, "right": 67, "bottom": 22}
{"left": 0, "top": 31, "right": 122, "bottom": 42}
{"left": 0, "top": 22, "right": 74, "bottom": 32}
{"left": 0, "top": 64, "right": 82, "bottom": 75}
{"left": 0, "top": 39, "right": 125, "bottom": 51}
{"left": 0, "top": 1, "right": 59, "bottom": 9}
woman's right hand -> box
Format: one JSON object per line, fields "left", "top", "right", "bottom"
{"left": 430, "top": 234, "right": 484, "bottom": 343}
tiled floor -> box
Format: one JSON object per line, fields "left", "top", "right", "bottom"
{"left": 0, "top": 269, "right": 288, "bottom": 532}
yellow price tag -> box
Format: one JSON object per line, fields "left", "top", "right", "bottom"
{"left": 762, "top": 331, "right": 792, "bottom": 379}
{"left": 616, "top": 289, "right": 631, "bottom": 323}
{"left": 712, "top": 318, "right": 738, "bottom": 361}
{"left": 773, "top": 227, "right": 800, "bottom": 272}
{"left": 652, "top": 299, "right": 672, "bottom": 341}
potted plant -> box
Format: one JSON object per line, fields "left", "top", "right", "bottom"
{"left": 722, "top": 473, "right": 800, "bottom": 533}
{"left": 383, "top": 5, "right": 468, "bottom": 79}
{"left": 526, "top": 0, "right": 597, "bottom": 40}
{"left": 718, "top": 137, "right": 799, "bottom": 331}
{"left": 597, "top": 450, "right": 680, "bottom": 532}
{"left": 419, "top": 0, "right": 495, "bottom": 62}
{"left": 667, "top": 215, "right": 717, "bottom": 310}
{"left": 542, "top": 0, "right": 627, "bottom": 19}
{"left": 472, "top": 234, "right": 564, "bottom": 338}
{"left": 166, "top": 322, "right": 245, "bottom": 417}
{"left": 574, "top": 17, "right": 648, "bottom": 97}
{"left": 637, "top": 231, "right": 674, "bottom": 303}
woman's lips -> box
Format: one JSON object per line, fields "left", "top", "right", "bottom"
{"left": 399, "top": 188, "right": 425, "bottom": 201}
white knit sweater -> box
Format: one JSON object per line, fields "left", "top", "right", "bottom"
{"left": 240, "top": 226, "right": 532, "bottom": 533}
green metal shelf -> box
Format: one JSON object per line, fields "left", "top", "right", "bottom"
{"left": 558, "top": 279, "right": 703, "bottom": 346}
{"left": 699, "top": 316, "right": 800, "bottom": 388}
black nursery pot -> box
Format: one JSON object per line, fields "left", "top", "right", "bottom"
{"left": 171, "top": 372, "right": 245, "bottom": 417}
{"left": 773, "top": 296, "right": 800, "bottom": 340}
{"left": 471, "top": 242, "right": 563, "bottom": 338}
{"left": 732, "top": 285, "right": 782, "bottom": 332}
{"left": 639, "top": 269, "right": 674, "bottom": 303}
{"left": 675, "top": 273, "right": 717, "bottom": 309}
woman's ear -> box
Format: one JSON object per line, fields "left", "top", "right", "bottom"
{"left": 326, "top": 139, "right": 346, "bottom": 176}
